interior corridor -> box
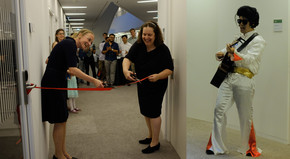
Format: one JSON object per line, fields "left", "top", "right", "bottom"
{"left": 48, "top": 83, "right": 180, "bottom": 159}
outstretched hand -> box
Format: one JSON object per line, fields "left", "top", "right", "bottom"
{"left": 93, "top": 79, "right": 104, "bottom": 88}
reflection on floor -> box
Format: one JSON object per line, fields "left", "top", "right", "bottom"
{"left": 187, "top": 117, "right": 290, "bottom": 159}
{"left": 49, "top": 84, "right": 180, "bottom": 159}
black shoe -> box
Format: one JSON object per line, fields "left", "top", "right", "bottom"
{"left": 142, "top": 143, "right": 160, "bottom": 154}
{"left": 246, "top": 153, "right": 252, "bottom": 157}
{"left": 53, "top": 155, "right": 58, "bottom": 159}
{"left": 206, "top": 150, "right": 214, "bottom": 155}
{"left": 139, "top": 138, "right": 152, "bottom": 144}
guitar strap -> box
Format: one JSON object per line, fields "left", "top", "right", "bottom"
{"left": 237, "top": 32, "right": 259, "bottom": 52}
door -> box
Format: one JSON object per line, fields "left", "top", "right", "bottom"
{"left": 0, "top": 0, "right": 30, "bottom": 158}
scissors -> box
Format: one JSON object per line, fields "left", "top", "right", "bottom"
{"left": 131, "top": 73, "right": 142, "bottom": 84}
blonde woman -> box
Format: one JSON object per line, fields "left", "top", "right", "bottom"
{"left": 41, "top": 29, "right": 103, "bottom": 159}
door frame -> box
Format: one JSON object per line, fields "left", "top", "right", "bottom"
{"left": 14, "top": 0, "right": 31, "bottom": 158}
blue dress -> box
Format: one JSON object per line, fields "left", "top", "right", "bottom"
{"left": 67, "top": 76, "right": 78, "bottom": 98}
{"left": 41, "top": 37, "right": 77, "bottom": 123}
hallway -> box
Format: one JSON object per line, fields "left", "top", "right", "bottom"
{"left": 49, "top": 84, "right": 180, "bottom": 159}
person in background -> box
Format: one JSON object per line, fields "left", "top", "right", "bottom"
{"left": 45, "top": 29, "right": 65, "bottom": 64}
{"left": 128, "top": 28, "right": 137, "bottom": 45}
{"left": 115, "top": 35, "right": 132, "bottom": 85}
{"left": 206, "top": 6, "right": 266, "bottom": 157}
{"left": 41, "top": 29, "right": 103, "bottom": 159}
{"left": 66, "top": 33, "right": 81, "bottom": 113}
{"left": 77, "top": 48, "right": 86, "bottom": 84}
{"left": 92, "top": 44, "right": 98, "bottom": 69}
{"left": 102, "top": 32, "right": 108, "bottom": 42}
{"left": 84, "top": 46, "right": 97, "bottom": 85}
{"left": 123, "top": 21, "right": 174, "bottom": 154}
{"left": 102, "top": 33, "right": 119, "bottom": 87}
{"left": 98, "top": 37, "right": 109, "bottom": 83}
{"left": 128, "top": 28, "right": 137, "bottom": 73}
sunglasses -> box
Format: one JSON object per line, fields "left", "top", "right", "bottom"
{"left": 237, "top": 19, "right": 249, "bottom": 25}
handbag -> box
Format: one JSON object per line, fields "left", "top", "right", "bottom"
{"left": 210, "top": 33, "right": 258, "bottom": 88}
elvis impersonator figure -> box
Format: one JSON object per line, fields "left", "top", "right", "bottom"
{"left": 206, "top": 6, "right": 266, "bottom": 157}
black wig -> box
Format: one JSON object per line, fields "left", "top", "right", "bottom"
{"left": 236, "top": 6, "right": 259, "bottom": 28}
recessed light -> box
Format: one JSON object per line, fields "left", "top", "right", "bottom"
{"left": 147, "top": 10, "right": 158, "bottom": 13}
{"left": 137, "top": 0, "right": 158, "bottom": 3}
{"left": 63, "top": 6, "right": 87, "bottom": 9}
{"left": 72, "top": 26, "right": 84, "bottom": 29}
{"left": 65, "top": 13, "right": 86, "bottom": 16}
{"left": 68, "top": 19, "right": 85, "bottom": 22}
{"left": 70, "top": 23, "right": 84, "bottom": 25}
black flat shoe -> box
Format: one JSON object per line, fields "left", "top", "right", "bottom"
{"left": 142, "top": 143, "right": 160, "bottom": 154}
{"left": 53, "top": 155, "right": 58, "bottom": 159}
{"left": 206, "top": 150, "right": 214, "bottom": 155}
{"left": 139, "top": 138, "right": 152, "bottom": 144}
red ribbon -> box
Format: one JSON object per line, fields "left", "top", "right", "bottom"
{"left": 34, "top": 87, "right": 112, "bottom": 91}
{"left": 27, "top": 77, "right": 149, "bottom": 93}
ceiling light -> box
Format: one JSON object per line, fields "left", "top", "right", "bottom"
{"left": 72, "top": 26, "right": 84, "bottom": 29}
{"left": 137, "top": 0, "right": 158, "bottom": 3}
{"left": 147, "top": 10, "right": 158, "bottom": 13}
{"left": 153, "top": 16, "right": 158, "bottom": 19}
{"left": 70, "top": 23, "right": 84, "bottom": 25}
{"left": 68, "top": 19, "right": 85, "bottom": 22}
{"left": 63, "top": 6, "right": 87, "bottom": 9}
{"left": 65, "top": 13, "right": 86, "bottom": 16}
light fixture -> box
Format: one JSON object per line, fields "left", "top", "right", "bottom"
{"left": 153, "top": 16, "right": 158, "bottom": 19}
{"left": 65, "top": 13, "right": 86, "bottom": 16}
{"left": 137, "top": 0, "right": 158, "bottom": 3}
{"left": 62, "top": 6, "right": 87, "bottom": 9}
{"left": 72, "top": 26, "right": 84, "bottom": 29}
{"left": 147, "top": 10, "right": 158, "bottom": 13}
{"left": 70, "top": 23, "right": 84, "bottom": 25}
{"left": 68, "top": 19, "right": 85, "bottom": 22}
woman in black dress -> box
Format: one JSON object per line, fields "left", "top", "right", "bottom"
{"left": 41, "top": 29, "right": 103, "bottom": 159}
{"left": 123, "top": 21, "right": 174, "bottom": 154}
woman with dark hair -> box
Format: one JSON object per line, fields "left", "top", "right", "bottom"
{"left": 206, "top": 6, "right": 266, "bottom": 157}
{"left": 45, "top": 29, "right": 66, "bottom": 64}
{"left": 52, "top": 29, "right": 65, "bottom": 48}
{"left": 42, "top": 29, "right": 103, "bottom": 159}
{"left": 123, "top": 21, "right": 174, "bottom": 154}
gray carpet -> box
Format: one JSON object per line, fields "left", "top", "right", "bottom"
{"left": 49, "top": 84, "right": 180, "bottom": 159}
{"left": 187, "top": 117, "right": 290, "bottom": 159}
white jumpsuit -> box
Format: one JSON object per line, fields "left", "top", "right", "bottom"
{"left": 207, "top": 30, "right": 266, "bottom": 157}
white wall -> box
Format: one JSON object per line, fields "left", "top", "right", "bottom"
{"left": 187, "top": 0, "right": 290, "bottom": 144}
{"left": 21, "top": 0, "right": 65, "bottom": 158}
{"left": 159, "top": 0, "right": 187, "bottom": 159}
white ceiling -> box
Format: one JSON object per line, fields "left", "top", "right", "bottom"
{"left": 58, "top": 0, "right": 158, "bottom": 29}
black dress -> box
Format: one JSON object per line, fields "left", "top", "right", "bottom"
{"left": 41, "top": 37, "right": 77, "bottom": 123}
{"left": 125, "top": 43, "right": 174, "bottom": 118}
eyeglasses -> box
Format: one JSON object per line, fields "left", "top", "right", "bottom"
{"left": 237, "top": 19, "right": 248, "bottom": 25}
